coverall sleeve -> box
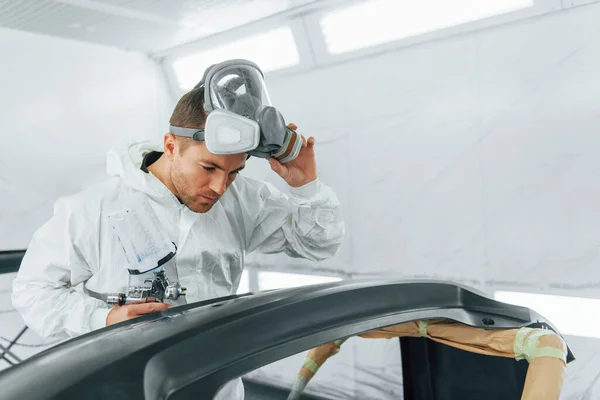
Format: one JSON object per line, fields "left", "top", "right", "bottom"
{"left": 244, "top": 177, "right": 345, "bottom": 261}
{"left": 11, "top": 197, "right": 110, "bottom": 339}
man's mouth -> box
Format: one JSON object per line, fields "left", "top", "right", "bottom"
{"left": 200, "top": 195, "right": 218, "bottom": 203}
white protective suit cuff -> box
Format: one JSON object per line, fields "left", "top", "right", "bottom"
{"left": 290, "top": 177, "right": 321, "bottom": 200}
{"left": 89, "top": 306, "right": 111, "bottom": 331}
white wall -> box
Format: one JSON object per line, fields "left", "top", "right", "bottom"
{"left": 248, "top": 2, "right": 600, "bottom": 296}
{"left": 0, "top": 27, "right": 174, "bottom": 371}
{"left": 0, "top": 27, "right": 175, "bottom": 252}
{"left": 243, "top": 3, "right": 600, "bottom": 398}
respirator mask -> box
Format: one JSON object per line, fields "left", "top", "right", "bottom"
{"left": 169, "top": 59, "right": 303, "bottom": 163}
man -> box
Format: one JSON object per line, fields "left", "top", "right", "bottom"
{"left": 12, "top": 67, "right": 344, "bottom": 396}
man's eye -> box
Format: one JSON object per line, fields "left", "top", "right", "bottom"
{"left": 202, "top": 166, "right": 215, "bottom": 171}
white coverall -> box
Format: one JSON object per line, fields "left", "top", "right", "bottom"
{"left": 12, "top": 141, "right": 345, "bottom": 399}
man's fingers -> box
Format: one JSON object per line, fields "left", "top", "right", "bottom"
{"left": 130, "top": 302, "right": 171, "bottom": 315}
{"left": 269, "top": 158, "right": 291, "bottom": 179}
{"left": 141, "top": 297, "right": 159, "bottom": 303}
{"left": 307, "top": 136, "right": 315, "bottom": 148}
{"left": 107, "top": 301, "right": 171, "bottom": 326}
{"left": 287, "top": 122, "right": 298, "bottom": 131}
{"left": 301, "top": 135, "right": 307, "bottom": 148}
{"left": 269, "top": 158, "right": 283, "bottom": 172}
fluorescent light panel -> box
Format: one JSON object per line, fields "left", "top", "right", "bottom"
{"left": 236, "top": 269, "right": 250, "bottom": 294}
{"left": 494, "top": 291, "right": 600, "bottom": 339}
{"left": 258, "top": 271, "right": 342, "bottom": 290}
{"left": 172, "top": 26, "right": 300, "bottom": 90}
{"left": 320, "top": 0, "right": 535, "bottom": 54}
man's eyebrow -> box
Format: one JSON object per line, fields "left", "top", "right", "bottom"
{"left": 202, "top": 161, "right": 225, "bottom": 171}
{"left": 202, "top": 161, "right": 245, "bottom": 172}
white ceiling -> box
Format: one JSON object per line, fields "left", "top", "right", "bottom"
{"left": 0, "top": 0, "right": 320, "bottom": 53}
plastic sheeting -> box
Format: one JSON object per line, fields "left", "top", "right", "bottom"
{"left": 245, "top": 3, "right": 600, "bottom": 398}
{"left": 292, "top": 320, "right": 568, "bottom": 400}
{"left": 0, "top": 27, "right": 173, "bottom": 252}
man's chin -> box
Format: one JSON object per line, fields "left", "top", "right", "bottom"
{"left": 188, "top": 204, "right": 211, "bottom": 213}
{"left": 185, "top": 200, "right": 216, "bottom": 214}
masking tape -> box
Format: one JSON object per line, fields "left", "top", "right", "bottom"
{"left": 302, "top": 358, "right": 320, "bottom": 374}
{"left": 419, "top": 320, "right": 429, "bottom": 338}
{"left": 514, "top": 328, "right": 566, "bottom": 363}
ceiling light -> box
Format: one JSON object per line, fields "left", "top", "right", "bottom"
{"left": 172, "top": 26, "right": 300, "bottom": 90}
{"left": 321, "top": 0, "right": 534, "bottom": 54}
{"left": 495, "top": 291, "right": 600, "bottom": 339}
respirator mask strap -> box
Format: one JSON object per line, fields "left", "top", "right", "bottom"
{"left": 169, "top": 125, "right": 205, "bottom": 141}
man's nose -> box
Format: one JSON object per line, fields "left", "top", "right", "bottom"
{"left": 209, "top": 174, "right": 228, "bottom": 195}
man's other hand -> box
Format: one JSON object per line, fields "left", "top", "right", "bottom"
{"left": 106, "top": 302, "right": 171, "bottom": 326}
{"left": 268, "top": 123, "right": 318, "bottom": 188}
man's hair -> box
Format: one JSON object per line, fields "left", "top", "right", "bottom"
{"left": 170, "top": 86, "right": 206, "bottom": 128}
{"left": 169, "top": 86, "right": 206, "bottom": 153}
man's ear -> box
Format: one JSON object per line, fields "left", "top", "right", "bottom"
{"left": 163, "top": 133, "right": 177, "bottom": 158}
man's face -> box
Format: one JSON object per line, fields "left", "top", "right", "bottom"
{"left": 169, "top": 140, "right": 246, "bottom": 213}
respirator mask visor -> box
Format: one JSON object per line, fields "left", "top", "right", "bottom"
{"left": 169, "top": 59, "right": 303, "bottom": 163}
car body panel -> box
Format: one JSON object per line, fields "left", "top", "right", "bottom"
{"left": 0, "top": 279, "right": 574, "bottom": 400}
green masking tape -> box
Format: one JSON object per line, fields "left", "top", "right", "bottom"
{"left": 302, "top": 358, "right": 320, "bottom": 374}
{"left": 531, "top": 347, "right": 567, "bottom": 361}
{"left": 419, "top": 320, "right": 429, "bottom": 338}
{"left": 514, "top": 328, "right": 566, "bottom": 363}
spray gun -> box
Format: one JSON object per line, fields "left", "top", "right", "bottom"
{"left": 107, "top": 268, "right": 186, "bottom": 306}
{"left": 106, "top": 199, "right": 187, "bottom": 306}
